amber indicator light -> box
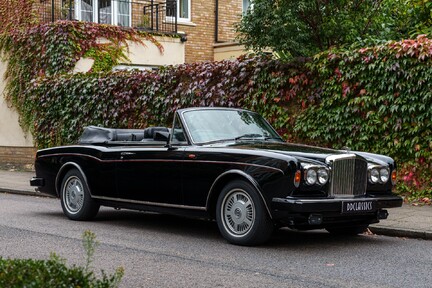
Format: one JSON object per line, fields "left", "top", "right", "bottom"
{"left": 391, "top": 170, "right": 397, "bottom": 183}
{"left": 294, "top": 170, "right": 301, "bottom": 187}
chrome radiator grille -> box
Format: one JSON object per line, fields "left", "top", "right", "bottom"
{"left": 327, "top": 155, "right": 368, "bottom": 197}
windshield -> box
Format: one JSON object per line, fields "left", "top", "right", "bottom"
{"left": 182, "top": 109, "right": 283, "bottom": 144}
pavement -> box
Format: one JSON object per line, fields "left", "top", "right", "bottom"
{"left": 0, "top": 169, "right": 431, "bottom": 240}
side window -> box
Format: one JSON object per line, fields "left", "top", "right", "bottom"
{"left": 171, "top": 115, "right": 188, "bottom": 145}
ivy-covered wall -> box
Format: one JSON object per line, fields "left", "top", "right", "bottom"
{"left": 24, "top": 36, "right": 432, "bottom": 167}
{"left": 0, "top": 21, "right": 430, "bottom": 200}
{"left": 0, "top": 21, "right": 162, "bottom": 133}
{"left": 26, "top": 56, "right": 305, "bottom": 147}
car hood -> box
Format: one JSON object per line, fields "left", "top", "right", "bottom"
{"left": 207, "top": 141, "right": 342, "bottom": 163}
{"left": 208, "top": 141, "right": 391, "bottom": 165}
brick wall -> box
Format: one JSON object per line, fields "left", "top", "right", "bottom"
{"left": 179, "top": 0, "right": 215, "bottom": 62}
{"left": 33, "top": 0, "right": 243, "bottom": 63}
{"left": 0, "top": 146, "right": 36, "bottom": 171}
{"left": 217, "top": 0, "right": 241, "bottom": 42}
{"left": 180, "top": 0, "right": 242, "bottom": 63}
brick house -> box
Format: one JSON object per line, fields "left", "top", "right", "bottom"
{"left": 0, "top": 0, "right": 251, "bottom": 168}
{"left": 36, "top": 0, "right": 251, "bottom": 63}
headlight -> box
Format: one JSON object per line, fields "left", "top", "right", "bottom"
{"left": 302, "top": 164, "right": 329, "bottom": 186}
{"left": 380, "top": 168, "right": 390, "bottom": 183}
{"left": 368, "top": 165, "right": 391, "bottom": 184}
{"left": 317, "top": 168, "right": 329, "bottom": 185}
{"left": 306, "top": 169, "right": 317, "bottom": 185}
{"left": 370, "top": 168, "right": 380, "bottom": 183}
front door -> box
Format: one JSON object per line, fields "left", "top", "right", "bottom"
{"left": 115, "top": 146, "right": 185, "bottom": 205}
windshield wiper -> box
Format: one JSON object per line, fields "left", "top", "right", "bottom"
{"left": 235, "top": 134, "right": 265, "bottom": 141}
{"left": 199, "top": 134, "right": 283, "bottom": 145}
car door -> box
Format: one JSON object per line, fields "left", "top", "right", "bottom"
{"left": 115, "top": 145, "right": 186, "bottom": 205}
{"left": 181, "top": 147, "right": 230, "bottom": 208}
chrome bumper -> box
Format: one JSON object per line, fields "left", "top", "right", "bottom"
{"left": 272, "top": 195, "right": 403, "bottom": 214}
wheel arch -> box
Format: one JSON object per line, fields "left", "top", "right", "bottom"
{"left": 55, "top": 162, "right": 92, "bottom": 198}
{"left": 206, "top": 170, "right": 272, "bottom": 220}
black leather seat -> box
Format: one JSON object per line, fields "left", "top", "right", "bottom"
{"left": 143, "top": 127, "right": 169, "bottom": 139}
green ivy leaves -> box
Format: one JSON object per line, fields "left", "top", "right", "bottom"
{"left": 0, "top": 21, "right": 160, "bottom": 134}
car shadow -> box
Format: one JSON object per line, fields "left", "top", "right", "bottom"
{"left": 38, "top": 207, "right": 393, "bottom": 247}
{"left": 98, "top": 208, "right": 390, "bottom": 247}
{"left": 265, "top": 227, "right": 388, "bottom": 249}
{"left": 95, "top": 208, "right": 222, "bottom": 240}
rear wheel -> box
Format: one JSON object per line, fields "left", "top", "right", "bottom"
{"left": 216, "top": 180, "right": 273, "bottom": 246}
{"left": 60, "top": 168, "right": 99, "bottom": 221}
{"left": 325, "top": 224, "right": 369, "bottom": 236}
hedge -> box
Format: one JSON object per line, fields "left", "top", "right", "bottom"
{"left": 27, "top": 55, "right": 307, "bottom": 147}
{"left": 26, "top": 36, "right": 431, "bottom": 167}
{"left": 0, "top": 255, "right": 123, "bottom": 288}
{"left": 0, "top": 231, "right": 124, "bottom": 287}
{"left": 0, "top": 21, "right": 431, "bottom": 199}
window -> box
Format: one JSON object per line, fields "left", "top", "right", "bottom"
{"left": 166, "top": 0, "right": 191, "bottom": 22}
{"left": 75, "top": 0, "right": 131, "bottom": 26}
{"left": 242, "top": 0, "right": 252, "bottom": 15}
{"left": 171, "top": 115, "right": 188, "bottom": 145}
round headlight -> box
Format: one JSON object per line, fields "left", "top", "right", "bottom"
{"left": 370, "top": 168, "right": 380, "bottom": 183}
{"left": 380, "top": 168, "right": 390, "bottom": 183}
{"left": 317, "top": 168, "right": 329, "bottom": 185}
{"left": 306, "top": 169, "right": 317, "bottom": 185}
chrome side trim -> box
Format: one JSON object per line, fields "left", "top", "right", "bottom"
{"left": 91, "top": 196, "right": 207, "bottom": 211}
{"left": 273, "top": 196, "right": 402, "bottom": 204}
{"left": 205, "top": 170, "right": 273, "bottom": 219}
{"left": 55, "top": 162, "right": 92, "bottom": 197}
{"left": 40, "top": 153, "right": 101, "bottom": 162}
{"left": 39, "top": 153, "right": 283, "bottom": 173}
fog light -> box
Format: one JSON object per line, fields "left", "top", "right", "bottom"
{"left": 308, "top": 214, "right": 323, "bottom": 225}
{"left": 377, "top": 209, "right": 388, "bottom": 220}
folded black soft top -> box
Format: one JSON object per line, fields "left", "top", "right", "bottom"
{"left": 79, "top": 126, "right": 169, "bottom": 144}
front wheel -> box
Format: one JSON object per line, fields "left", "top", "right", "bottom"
{"left": 60, "top": 168, "right": 100, "bottom": 221}
{"left": 216, "top": 180, "right": 273, "bottom": 246}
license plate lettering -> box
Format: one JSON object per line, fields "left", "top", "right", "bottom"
{"left": 342, "top": 201, "right": 375, "bottom": 213}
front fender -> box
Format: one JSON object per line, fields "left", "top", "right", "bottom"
{"left": 206, "top": 169, "right": 272, "bottom": 219}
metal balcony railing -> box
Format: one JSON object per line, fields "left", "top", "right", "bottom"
{"left": 38, "top": 0, "right": 177, "bottom": 34}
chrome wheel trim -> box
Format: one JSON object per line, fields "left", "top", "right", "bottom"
{"left": 63, "top": 176, "right": 85, "bottom": 215}
{"left": 221, "top": 189, "right": 255, "bottom": 237}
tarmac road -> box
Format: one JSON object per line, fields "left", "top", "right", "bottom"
{"left": 1, "top": 193, "right": 431, "bottom": 288}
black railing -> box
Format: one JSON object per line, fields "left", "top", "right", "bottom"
{"left": 38, "top": 0, "right": 177, "bottom": 34}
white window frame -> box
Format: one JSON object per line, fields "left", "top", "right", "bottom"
{"left": 74, "top": 0, "right": 131, "bottom": 27}
{"left": 113, "top": 0, "right": 132, "bottom": 27}
{"left": 166, "top": 0, "right": 191, "bottom": 23}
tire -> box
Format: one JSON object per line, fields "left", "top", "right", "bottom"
{"left": 60, "top": 168, "right": 100, "bottom": 221}
{"left": 325, "top": 224, "right": 369, "bottom": 236}
{"left": 216, "top": 180, "right": 273, "bottom": 246}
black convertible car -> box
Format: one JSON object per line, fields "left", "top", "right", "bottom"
{"left": 31, "top": 107, "right": 402, "bottom": 245}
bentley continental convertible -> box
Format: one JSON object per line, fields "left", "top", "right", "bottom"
{"left": 30, "top": 107, "right": 403, "bottom": 245}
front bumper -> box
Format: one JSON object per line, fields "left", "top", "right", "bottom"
{"left": 272, "top": 195, "right": 403, "bottom": 213}
{"left": 271, "top": 194, "right": 403, "bottom": 227}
